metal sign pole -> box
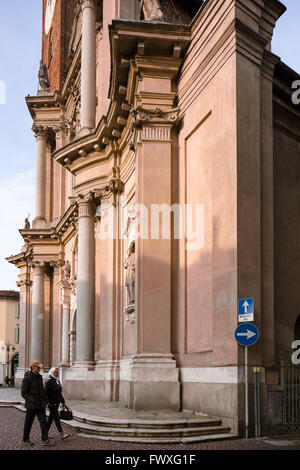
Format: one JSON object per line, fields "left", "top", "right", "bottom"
{"left": 245, "top": 346, "right": 248, "bottom": 438}
{"left": 257, "top": 367, "right": 261, "bottom": 437}
{"left": 235, "top": 322, "right": 259, "bottom": 439}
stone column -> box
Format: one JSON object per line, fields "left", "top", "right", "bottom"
{"left": 34, "top": 128, "right": 47, "bottom": 222}
{"left": 15, "top": 272, "right": 32, "bottom": 384}
{"left": 30, "top": 263, "right": 45, "bottom": 362}
{"left": 57, "top": 271, "right": 71, "bottom": 366}
{"left": 61, "top": 300, "right": 70, "bottom": 365}
{"left": 75, "top": 193, "right": 97, "bottom": 366}
{"left": 80, "top": 0, "right": 96, "bottom": 134}
{"left": 54, "top": 127, "right": 66, "bottom": 221}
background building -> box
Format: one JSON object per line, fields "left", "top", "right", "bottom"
{"left": 0, "top": 291, "right": 20, "bottom": 384}
{"left": 6, "top": 0, "right": 300, "bottom": 436}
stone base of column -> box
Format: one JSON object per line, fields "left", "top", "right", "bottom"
{"left": 59, "top": 364, "right": 70, "bottom": 386}
{"left": 73, "top": 361, "right": 95, "bottom": 369}
{"left": 95, "top": 360, "right": 120, "bottom": 402}
{"left": 120, "top": 354, "right": 180, "bottom": 411}
{"left": 32, "top": 217, "right": 47, "bottom": 229}
{"left": 14, "top": 368, "right": 27, "bottom": 388}
{"left": 37, "top": 90, "right": 53, "bottom": 97}
{"left": 59, "top": 361, "right": 70, "bottom": 367}
{"left": 63, "top": 362, "right": 103, "bottom": 400}
{"left": 79, "top": 126, "right": 94, "bottom": 137}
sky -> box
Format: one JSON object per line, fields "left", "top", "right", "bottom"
{"left": 0, "top": 0, "right": 299, "bottom": 291}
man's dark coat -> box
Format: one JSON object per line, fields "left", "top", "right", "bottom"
{"left": 21, "top": 371, "right": 47, "bottom": 410}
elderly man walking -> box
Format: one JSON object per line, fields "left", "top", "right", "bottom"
{"left": 21, "top": 360, "right": 55, "bottom": 447}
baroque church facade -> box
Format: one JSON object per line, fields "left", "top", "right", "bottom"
{"left": 7, "top": 0, "right": 300, "bottom": 435}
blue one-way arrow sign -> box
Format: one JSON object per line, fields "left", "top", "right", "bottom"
{"left": 235, "top": 323, "right": 259, "bottom": 347}
{"left": 238, "top": 298, "right": 254, "bottom": 322}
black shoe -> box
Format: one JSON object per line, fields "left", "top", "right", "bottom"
{"left": 23, "top": 440, "right": 34, "bottom": 446}
{"left": 42, "top": 439, "right": 55, "bottom": 446}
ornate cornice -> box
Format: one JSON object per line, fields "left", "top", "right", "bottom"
{"left": 53, "top": 20, "right": 190, "bottom": 170}
{"left": 6, "top": 247, "right": 33, "bottom": 266}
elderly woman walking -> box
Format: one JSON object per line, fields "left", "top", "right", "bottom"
{"left": 45, "top": 367, "right": 70, "bottom": 440}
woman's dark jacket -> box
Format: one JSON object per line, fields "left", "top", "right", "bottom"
{"left": 21, "top": 371, "right": 47, "bottom": 410}
{"left": 45, "top": 376, "right": 65, "bottom": 406}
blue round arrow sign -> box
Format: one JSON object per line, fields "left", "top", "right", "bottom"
{"left": 234, "top": 323, "right": 259, "bottom": 347}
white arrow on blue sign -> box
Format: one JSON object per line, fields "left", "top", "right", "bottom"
{"left": 238, "top": 298, "right": 254, "bottom": 322}
{"left": 235, "top": 323, "right": 259, "bottom": 347}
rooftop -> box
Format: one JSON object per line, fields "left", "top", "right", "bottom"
{"left": 0, "top": 291, "right": 19, "bottom": 300}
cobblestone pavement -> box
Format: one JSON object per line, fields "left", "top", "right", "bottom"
{"left": 0, "top": 407, "right": 300, "bottom": 452}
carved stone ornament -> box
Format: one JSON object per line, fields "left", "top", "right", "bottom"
{"left": 123, "top": 211, "right": 136, "bottom": 324}
{"left": 69, "top": 274, "right": 77, "bottom": 297}
{"left": 38, "top": 60, "right": 50, "bottom": 91}
{"left": 140, "top": 0, "right": 164, "bottom": 21}
{"left": 124, "top": 243, "right": 135, "bottom": 305}
{"left": 68, "top": 1, "right": 83, "bottom": 58}
{"left": 24, "top": 218, "right": 30, "bottom": 230}
{"left": 62, "top": 260, "right": 71, "bottom": 281}
{"left": 125, "top": 306, "right": 136, "bottom": 324}
{"left": 33, "top": 125, "right": 47, "bottom": 139}
{"left": 131, "top": 107, "right": 180, "bottom": 128}
{"left": 140, "top": 0, "right": 196, "bottom": 24}
{"left": 104, "top": 167, "right": 124, "bottom": 195}
{"left": 65, "top": 86, "right": 81, "bottom": 142}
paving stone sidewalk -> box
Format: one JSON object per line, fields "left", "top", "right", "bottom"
{"left": 0, "top": 387, "right": 211, "bottom": 421}
{"left": 1, "top": 387, "right": 300, "bottom": 451}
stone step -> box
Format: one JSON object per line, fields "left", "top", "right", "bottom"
{"left": 0, "top": 401, "right": 235, "bottom": 444}
{"left": 62, "top": 419, "right": 231, "bottom": 439}
{"left": 0, "top": 401, "right": 24, "bottom": 406}
{"left": 77, "top": 432, "right": 236, "bottom": 444}
{"left": 78, "top": 415, "right": 223, "bottom": 429}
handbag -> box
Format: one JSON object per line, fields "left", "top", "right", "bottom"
{"left": 59, "top": 406, "right": 73, "bottom": 421}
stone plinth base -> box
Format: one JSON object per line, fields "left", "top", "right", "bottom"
{"left": 62, "top": 355, "right": 180, "bottom": 410}
{"left": 130, "top": 381, "right": 180, "bottom": 411}
{"left": 63, "top": 363, "right": 103, "bottom": 400}
{"left": 14, "top": 368, "right": 26, "bottom": 388}
{"left": 119, "top": 354, "right": 180, "bottom": 411}
{"left": 32, "top": 217, "right": 48, "bottom": 229}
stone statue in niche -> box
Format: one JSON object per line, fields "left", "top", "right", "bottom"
{"left": 124, "top": 242, "right": 135, "bottom": 307}
{"left": 38, "top": 60, "right": 50, "bottom": 91}
{"left": 140, "top": 0, "right": 201, "bottom": 24}
{"left": 62, "top": 260, "right": 71, "bottom": 280}
{"left": 140, "top": 0, "right": 164, "bottom": 21}
{"left": 123, "top": 210, "right": 136, "bottom": 324}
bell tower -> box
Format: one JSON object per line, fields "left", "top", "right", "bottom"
{"left": 42, "top": 0, "right": 77, "bottom": 92}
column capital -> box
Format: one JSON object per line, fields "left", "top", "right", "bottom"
{"left": 28, "top": 261, "right": 45, "bottom": 270}
{"left": 82, "top": 0, "right": 97, "bottom": 12}
{"left": 131, "top": 107, "right": 179, "bottom": 127}
{"left": 33, "top": 125, "right": 47, "bottom": 140}
{"left": 131, "top": 106, "right": 180, "bottom": 143}
{"left": 53, "top": 122, "right": 67, "bottom": 140}
{"left": 77, "top": 191, "right": 100, "bottom": 218}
